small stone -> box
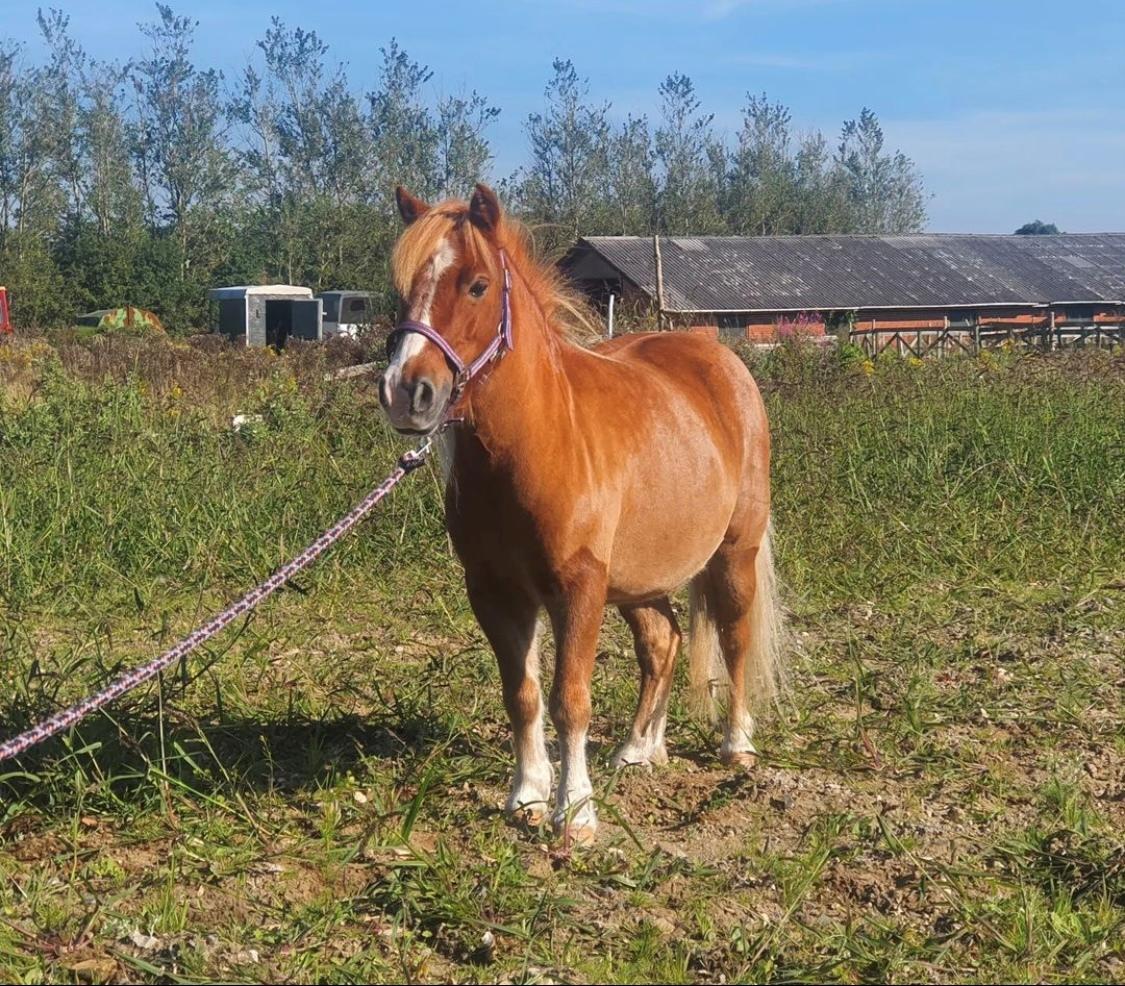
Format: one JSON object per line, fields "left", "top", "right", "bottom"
{"left": 128, "top": 930, "right": 160, "bottom": 951}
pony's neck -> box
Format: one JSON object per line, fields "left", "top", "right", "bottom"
{"left": 460, "top": 266, "right": 572, "bottom": 459}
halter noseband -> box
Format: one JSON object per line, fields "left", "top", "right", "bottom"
{"left": 387, "top": 248, "right": 513, "bottom": 409}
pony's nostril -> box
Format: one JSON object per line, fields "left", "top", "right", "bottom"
{"left": 412, "top": 379, "right": 435, "bottom": 415}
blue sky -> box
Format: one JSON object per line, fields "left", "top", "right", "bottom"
{"left": 4, "top": 0, "right": 1123, "bottom": 233}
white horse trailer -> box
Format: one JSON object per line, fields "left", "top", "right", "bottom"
{"left": 208, "top": 285, "right": 322, "bottom": 348}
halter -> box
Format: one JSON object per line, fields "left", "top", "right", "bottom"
{"left": 387, "top": 248, "right": 513, "bottom": 410}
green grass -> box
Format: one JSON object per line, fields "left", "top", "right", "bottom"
{"left": 1, "top": 335, "right": 1123, "bottom": 983}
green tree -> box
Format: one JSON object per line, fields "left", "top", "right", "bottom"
{"left": 368, "top": 39, "right": 439, "bottom": 202}
{"left": 233, "top": 19, "right": 370, "bottom": 288}
{"left": 80, "top": 56, "right": 143, "bottom": 238}
{"left": 435, "top": 90, "right": 499, "bottom": 200}
{"left": 607, "top": 115, "right": 657, "bottom": 235}
{"left": 130, "top": 4, "right": 235, "bottom": 288}
{"left": 654, "top": 72, "right": 722, "bottom": 234}
{"left": 727, "top": 92, "right": 796, "bottom": 235}
{"left": 1015, "top": 220, "right": 1060, "bottom": 235}
{"left": 516, "top": 59, "right": 612, "bottom": 250}
{"left": 836, "top": 107, "right": 927, "bottom": 233}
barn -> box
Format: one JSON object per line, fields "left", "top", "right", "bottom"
{"left": 561, "top": 233, "right": 1125, "bottom": 351}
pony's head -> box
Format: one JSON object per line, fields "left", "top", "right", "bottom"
{"left": 380, "top": 183, "right": 510, "bottom": 435}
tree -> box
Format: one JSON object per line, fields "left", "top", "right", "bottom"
{"left": 232, "top": 19, "right": 372, "bottom": 288}
{"left": 435, "top": 90, "right": 499, "bottom": 200}
{"left": 515, "top": 59, "right": 612, "bottom": 249}
{"left": 727, "top": 92, "right": 795, "bottom": 235}
{"left": 607, "top": 115, "right": 657, "bottom": 235}
{"left": 1015, "top": 220, "right": 1060, "bottom": 235}
{"left": 36, "top": 9, "right": 85, "bottom": 224}
{"left": 80, "top": 57, "right": 143, "bottom": 237}
{"left": 654, "top": 72, "right": 722, "bottom": 234}
{"left": 836, "top": 108, "right": 927, "bottom": 234}
{"left": 368, "top": 39, "right": 439, "bottom": 203}
{"left": 130, "top": 4, "right": 235, "bottom": 285}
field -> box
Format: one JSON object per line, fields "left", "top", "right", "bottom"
{"left": 1, "top": 334, "right": 1123, "bottom": 984}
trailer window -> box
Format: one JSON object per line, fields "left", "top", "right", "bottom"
{"left": 345, "top": 297, "right": 369, "bottom": 319}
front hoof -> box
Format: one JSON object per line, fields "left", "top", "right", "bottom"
{"left": 551, "top": 802, "right": 598, "bottom": 845}
{"left": 506, "top": 795, "right": 550, "bottom": 828}
{"left": 553, "top": 819, "right": 598, "bottom": 847}
{"left": 719, "top": 749, "right": 759, "bottom": 770}
{"left": 508, "top": 804, "right": 548, "bottom": 828}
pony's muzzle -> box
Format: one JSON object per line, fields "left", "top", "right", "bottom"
{"left": 379, "top": 370, "right": 451, "bottom": 435}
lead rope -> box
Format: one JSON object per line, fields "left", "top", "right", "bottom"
{"left": 0, "top": 438, "right": 433, "bottom": 764}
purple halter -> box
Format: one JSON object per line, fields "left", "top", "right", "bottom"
{"left": 387, "top": 248, "right": 514, "bottom": 408}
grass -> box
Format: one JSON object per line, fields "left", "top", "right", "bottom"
{"left": 1, "top": 333, "right": 1123, "bottom": 984}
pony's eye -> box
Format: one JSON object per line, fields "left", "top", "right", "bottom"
{"left": 469, "top": 280, "right": 488, "bottom": 299}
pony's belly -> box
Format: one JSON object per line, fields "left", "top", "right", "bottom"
{"left": 605, "top": 510, "right": 729, "bottom": 603}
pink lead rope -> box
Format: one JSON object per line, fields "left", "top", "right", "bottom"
{"left": 2, "top": 245, "right": 517, "bottom": 766}
{"left": 0, "top": 440, "right": 432, "bottom": 764}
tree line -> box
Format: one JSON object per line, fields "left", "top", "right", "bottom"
{"left": 0, "top": 5, "right": 928, "bottom": 330}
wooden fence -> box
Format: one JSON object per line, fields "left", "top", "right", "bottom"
{"left": 850, "top": 318, "right": 1125, "bottom": 358}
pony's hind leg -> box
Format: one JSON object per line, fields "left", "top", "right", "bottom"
{"left": 613, "top": 597, "right": 681, "bottom": 769}
{"left": 690, "top": 522, "right": 782, "bottom": 767}
{"left": 466, "top": 575, "right": 552, "bottom": 825}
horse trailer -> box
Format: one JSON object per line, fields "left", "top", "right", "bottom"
{"left": 208, "top": 285, "right": 322, "bottom": 348}
{"left": 317, "top": 290, "right": 376, "bottom": 339}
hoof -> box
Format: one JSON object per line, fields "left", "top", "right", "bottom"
{"left": 611, "top": 743, "right": 669, "bottom": 771}
{"left": 719, "top": 749, "right": 759, "bottom": 770}
{"left": 506, "top": 800, "right": 550, "bottom": 828}
{"left": 554, "top": 820, "right": 598, "bottom": 847}
{"left": 551, "top": 800, "right": 598, "bottom": 845}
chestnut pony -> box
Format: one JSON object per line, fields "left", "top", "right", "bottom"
{"left": 380, "top": 184, "right": 782, "bottom": 842}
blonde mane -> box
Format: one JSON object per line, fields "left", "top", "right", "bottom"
{"left": 391, "top": 200, "right": 600, "bottom": 345}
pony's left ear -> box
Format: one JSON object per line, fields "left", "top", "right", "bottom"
{"left": 468, "top": 183, "right": 502, "bottom": 233}
{"left": 396, "top": 186, "right": 430, "bottom": 225}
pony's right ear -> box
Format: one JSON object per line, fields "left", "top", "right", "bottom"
{"left": 395, "top": 186, "right": 430, "bottom": 225}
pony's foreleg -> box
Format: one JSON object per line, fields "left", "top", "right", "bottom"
{"left": 467, "top": 576, "right": 552, "bottom": 824}
{"left": 547, "top": 572, "right": 607, "bottom": 844}
{"left": 613, "top": 597, "right": 681, "bottom": 769}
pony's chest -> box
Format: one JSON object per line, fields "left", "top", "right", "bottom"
{"left": 442, "top": 459, "right": 592, "bottom": 585}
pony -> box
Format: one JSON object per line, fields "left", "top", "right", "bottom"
{"left": 380, "top": 184, "right": 782, "bottom": 843}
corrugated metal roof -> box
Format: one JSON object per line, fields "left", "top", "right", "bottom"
{"left": 568, "top": 234, "right": 1125, "bottom": 312}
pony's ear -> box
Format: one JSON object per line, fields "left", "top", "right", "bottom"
{"left": 396, "top": 186, "right": 430, "bottom": 225}
{"left": 468, "top": 183, "right": 502, "bottom": 233}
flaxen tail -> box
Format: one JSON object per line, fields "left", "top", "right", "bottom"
{"left": 688, "top": 520, "right": 785, "bottom": 721}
